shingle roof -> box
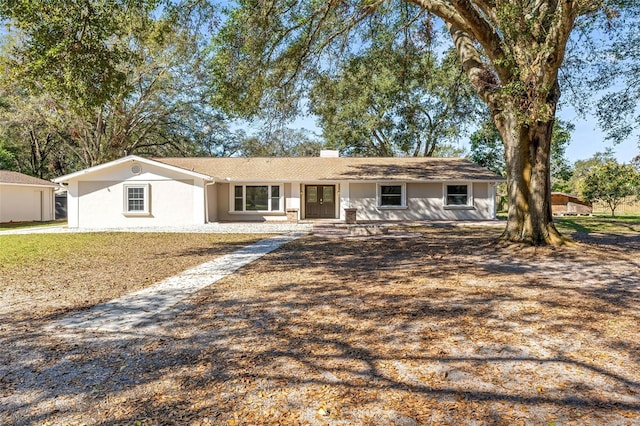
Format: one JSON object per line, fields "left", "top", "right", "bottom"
{"left": 0, "top": 170, "right": 58, "bottom": 187}
{"left": 155, "top": 157, "right": 503, "bottom": 182}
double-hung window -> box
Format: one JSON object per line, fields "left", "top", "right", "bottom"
{"left": 444, "top": 183, "right": 473, "bottom": 208}
{"left": 233, "top": 184, "right": 283, "bottom": 212}
{"left": 123, "top": 184, "right": 150, "bottom": 215}
{"left": 377, "top": 183, "right": 406, "bottom": 208}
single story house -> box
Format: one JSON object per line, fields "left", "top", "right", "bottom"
{"left": 53, "top": 152, "right": 504, "bottom": 228}
{"left": 551, "top": 192, "right": 592, "bottom": 216}
{"left": 0, "top": 170, "right": 58, "bottom": 223}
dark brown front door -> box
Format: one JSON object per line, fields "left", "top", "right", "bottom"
{"left": 305, "top": 185, "right": 336, "bottom": 219}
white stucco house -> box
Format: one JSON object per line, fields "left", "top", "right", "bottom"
{"left": 53, "top": 152, "right": 504, "bottom": 229}
{"left": 0, "top": 170, "right": 58, "bottom": 223}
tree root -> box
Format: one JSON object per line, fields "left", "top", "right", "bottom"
{"left": 499, "top": 223, "right": 574, "bottom": 247}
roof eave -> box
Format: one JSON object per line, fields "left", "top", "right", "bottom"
{"left": 0, "top": 182, "right": 59, "bottom": 188}
{"left": 53, "top": 155, "right": 216, "bottom": 183}
{"left": 219, "top": 177, "right": 506, "bottom": 183}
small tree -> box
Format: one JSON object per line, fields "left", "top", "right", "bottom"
{"left": 582, "top": 162, "right": 639, "bottom": 217}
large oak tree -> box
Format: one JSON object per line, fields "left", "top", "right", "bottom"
{"left": 211, "top": 0, "right": 621, "bottom": 245}
{"left": 0, "top": 1, "right": 233, "bottom": 174}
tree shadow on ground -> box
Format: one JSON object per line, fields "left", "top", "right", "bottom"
{"left": 2, "top": 225, "right": 639, "bottom": 424}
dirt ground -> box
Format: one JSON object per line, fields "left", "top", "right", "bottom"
{"left": 0, "top": 233, "right": 267, "bottom": 323}
{"left": 1, "top": 225, "right": 639, "bottom": 425}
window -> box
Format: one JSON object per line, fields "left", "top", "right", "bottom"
{"left": 232, "top": 184, "right": 283, "bottom": 212}
{"left": 234, "top": 185, "right": 243, "bottom": 211}
{"left": 245, "top": 185, "right": 268, "bottom": 211}
{"left": 123, "top": 184, "right": 150, "bottom": 215}
{"left": 377, "top": 183, "right": 406, "bottom": 208}
{"left": 271, "top": 186, "right": 280, "bottom": 211}
{"left": 444, "top": 183, "right": 473, "bottom": 207}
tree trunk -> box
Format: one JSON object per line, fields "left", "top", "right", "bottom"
{"left": 495, "top": 108, "right": 565, "bottom": 246}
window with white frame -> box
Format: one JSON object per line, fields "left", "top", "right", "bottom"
{"left": 377, "top": 183, "right": 406, "bottom": 207}
{"left": 123, "top": 184, "right": 150, "bottom": 215}
{"left": 232, "top": 184, "right": 283, "bottom": 212}
{"left": 444, "top": 183, "right": 473, "bottom": 207}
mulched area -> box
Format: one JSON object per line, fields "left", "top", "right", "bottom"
{"left": 1, "top": 226, "right": 640, "bottom": 425}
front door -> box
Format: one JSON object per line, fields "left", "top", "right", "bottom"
{"left": 305, "top": 185, "right": 336, "bottom": 219}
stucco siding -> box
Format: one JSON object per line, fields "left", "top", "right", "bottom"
{"left": 0, "top": 185, "right": 55, "bottom": 222}
{"left": 215, "top": 183, "right": 288, "bottom": 222}
{"left": 348, "top": 182, "right": 495, "bottom": 221}
{"left": 63, "top": 160, "right": 210, "bottom": 228}
{"left": 58, "top": 154, "right": 499, "bottom": 227}
{"left": 206, "top": 183, "right": 218, "bottom": 222}
{"left": 77, "top": 179, "right": 196, "bottom": 228}
{"left": 471, "top": 182, "right": 491, "bottom": 219}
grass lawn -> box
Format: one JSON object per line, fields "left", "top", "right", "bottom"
{"left": 555, "top": 215, "right": 640, "bottom": 234}
{"left": 0, "top": 220, "right": 67, "bottom": 230}
{"left": 1, "top": 226, "right": 639, "bottom": 425}
{"left": 495, "top": 212, "right": 640, "bottom": 236}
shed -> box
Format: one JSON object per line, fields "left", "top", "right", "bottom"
{"left": 0, "top": 170, "right": 58, "bottom": 223}
{"left": 551, "top": 192, "right": 592, "bottom": 216}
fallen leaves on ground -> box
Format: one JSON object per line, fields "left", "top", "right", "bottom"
{"left": 1, "top": 226, "right": 639, "bottom": 425}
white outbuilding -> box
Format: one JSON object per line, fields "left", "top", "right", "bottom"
{"left": 0, "top": 170, "right": 58, "bottom": 223}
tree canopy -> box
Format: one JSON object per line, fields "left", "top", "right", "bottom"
{"left": 0, "top": 0, "right": 235, "bottom": 177}
{"left": 310, "top": 46, "right": 481, "bottom": 157}
{"left": 1, "top": 0, "right": 639, "bottom": 245}
{"left": 0, "top": 0, "right": 163, "bottom": 110}
{"left": 582, "top": 160, "right": 640, "bottom": 216}
{"left": 208, "top": 0, "right": 631, "bottom": 245}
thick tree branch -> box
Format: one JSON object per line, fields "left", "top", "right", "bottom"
{"left": 448, "top": 0, "right": 511, "bottom": 80}
{"left": 405, "top": 0, "right": 469, "bottom": 32}
{"left": 447, "top": 23, "right": 501, "bottom": 108}
{"left": 473, "top": 0, "right": 498, "bottom": 23}
{"left": 410, "top": 0, "right": 511, "bottom": 82}
{"left": 538, "top": 0, "right": 579, "bottom": 90}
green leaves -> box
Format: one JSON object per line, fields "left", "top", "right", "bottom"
{"left": 468, "top": 120, "right": 505, "bottom": 175}
{"left": 309, "top": 44, "right": 482, "bottom": 157}
{"left": 0, "top": 1, "right": 229, "bottom": 175}
{"left": 582, "top": 161, "right": 640, "bottom": 216}
{"left": 1, "top": 0, "right": 163, "bottom": 111}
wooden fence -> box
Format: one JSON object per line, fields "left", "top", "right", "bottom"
{"left": 591, "top": 197, "right": 640, "bottom": 216}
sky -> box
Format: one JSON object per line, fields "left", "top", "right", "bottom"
{"left": 558, "top": 108, "right": 638, "bottom": 164}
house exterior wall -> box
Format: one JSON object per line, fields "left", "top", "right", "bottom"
{"left": 0, "top": 185, "right": 55, "bottom": 223}
{"left": 206, "top": 183, "right": 218, "bottom": 222}
{"left": 59, "top": 154, "right": 501, "bottom": 227}
{"left": 215, "top": 182, "right": 288, "bottom": 222}
{"left": 66, "top": 161, "right": 206, "bottom": 228}
{"left": 566, "top": 202, "right": 592, "bottom": 215}
{"left": 552, "top": 201, "right": 593, "bottom": 215}
{"left": 348, "top": 182, "right": 495, "bottom": 221}
{"left": 551, "top": 193, "right": 592, "bottom": 215}
{"left": 214, "top": 181, "right": 496, "bottom": 222}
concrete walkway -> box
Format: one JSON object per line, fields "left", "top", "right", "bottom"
{"left": 49, "top": 233, "right": 305, "bottom": 336}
